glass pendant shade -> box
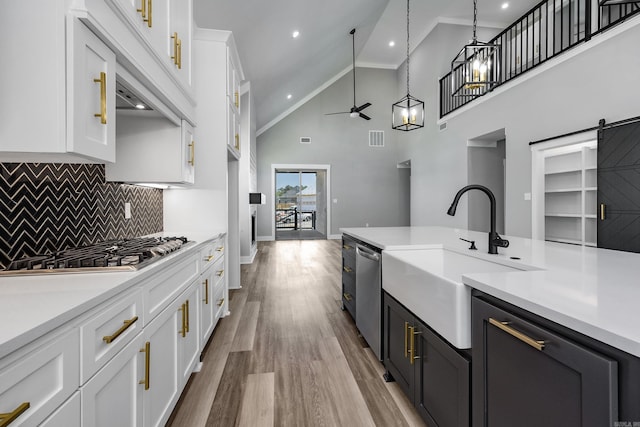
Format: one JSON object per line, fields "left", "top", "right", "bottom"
{"left": 451, "top": 40, "right": 499, "bottom": 97}
{"left": 392, "top": 94, "right": 424, "bottom": 131}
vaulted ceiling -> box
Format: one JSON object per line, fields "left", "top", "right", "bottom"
{"left": 194, "top": 0, "right": 540, "bottom": 133}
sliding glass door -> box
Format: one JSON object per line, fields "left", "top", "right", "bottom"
{"left": 275, "top": 170, "right": 323, "bottom": 240}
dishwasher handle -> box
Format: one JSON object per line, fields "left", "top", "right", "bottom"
{"left": 356, "top": 245, "right": 380, "bottom": 262}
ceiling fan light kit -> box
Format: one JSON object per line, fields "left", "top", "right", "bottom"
{"left": 450, "top": 0, "right": 500, "bottom": 97}
{"left": 392, "top": 0, "right": 424, "bottom": 132}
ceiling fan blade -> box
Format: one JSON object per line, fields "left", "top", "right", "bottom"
{"left": 324, "top": 112, "right": 350, "bottom": 116}
{"left": 355, "top": 102, "right": 371, "bottom": 112}
{"left": 359, "top": 113, "right": 371, "bottom": 120}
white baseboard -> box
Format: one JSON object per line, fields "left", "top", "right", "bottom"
{"left": 240, "top": 249, "right": 257, "bottom": 264}
{"left": 257, "top": 235, "right": 274, "bottom": 241}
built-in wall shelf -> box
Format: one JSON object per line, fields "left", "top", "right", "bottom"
{"left": 532, "top": 134, "right": 597, "bottom": 246}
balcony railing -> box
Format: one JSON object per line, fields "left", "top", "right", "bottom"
{"left": 439, "top": 0, "right": 640, "bottom": 118}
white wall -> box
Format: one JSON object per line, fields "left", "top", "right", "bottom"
{"left": 256, "top": 67, "right": 408, "bottom": 239}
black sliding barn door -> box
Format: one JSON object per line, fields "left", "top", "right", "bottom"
{"left": 597, "top": 119, "right": 640, "bottom": 252}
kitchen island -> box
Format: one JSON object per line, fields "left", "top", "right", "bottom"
{"left": 341, "top": 226, "right": 640, "bottom": 426}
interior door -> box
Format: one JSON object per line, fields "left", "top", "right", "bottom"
{"left": 597, "top": 119, "right": 640, "bottom": 252}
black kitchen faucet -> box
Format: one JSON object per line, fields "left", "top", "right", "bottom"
{"left": 447, "top": 184, "right": 509, "bottom": 254}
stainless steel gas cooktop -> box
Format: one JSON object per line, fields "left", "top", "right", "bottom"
{"left": 1, "top": 236, "right": 191, "bottom": 276}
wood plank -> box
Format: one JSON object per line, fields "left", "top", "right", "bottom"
{"left": 237, "top": 372, "right": 275, "bottom": 427}
{"left": 231, "top": 301, "right": 260, "bottom": 351}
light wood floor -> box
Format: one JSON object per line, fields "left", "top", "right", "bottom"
{"left": 167, "top": 240, "right": 428, "bottom": 427}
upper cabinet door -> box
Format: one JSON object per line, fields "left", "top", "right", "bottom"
{"left": 169, "top": 0, "right": 192, "bottom": 87}
{"left": 111, "top": 0, "right": 170, "bottom": 59}
{"left": 68, "top": 19, "right": 116, "bottom": 162}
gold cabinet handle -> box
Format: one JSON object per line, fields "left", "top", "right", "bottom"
{"left": 404, "top": 322, "right": 409, "bottom": 358}
{"left": 409, "top": 325, "right": 421, "bottom": 365}
{"left": 203, "top": 279, "right": 209, "bottom": 304}
{"left": 139, "top": 342, "right": 150, "bottom": 390}
{"left": 93, "top": 72, "right": 107, "bottom": 125}
{"left": 205, "top": 254, "right": 215, "bottom": 262}
{"left": 217, "top": 297, "right": 225, "bottom": 307}
{"left": 103, "top": 315, "right": 139, "bottom": 344}
{"left": 235, "top": 91, "right": 239, "bottom": 108}
{"left": 188, "top": 140, "right": 195, "bottom": 166}
{"left": 144, "top": 0, "right": 152, "bottom": 27}
{"left": 185, "top": 299, "right": 190, "bottom": 333}
{"left": 216, "top": 269, "right": 224, "bottom": 277}
{"left": 136, "top": 0, "right": 146, "bottom": 19}
{"left": 343, "top": 266, "right": 353, "bottom": 273}
{"left": 235, "top": 133, "right": 240, "bottom": 150}
{"left": 177, "top": 38, "right": 182, "bottom": 69}
{"left": 171, "top": 32, "right": 179, "bottom": 65}
{"left": 0, "top": 402, "right": 30, "bottom": 427}
{"left": 216, "top": 246, "right": 224, "bottom": 252}
{"left": 343, "top": 292, "right": 352, "bottom": 302}
{"left": 342, "top": 244, "right": 352, "bottom": 250}
{"left": 600, "top": 203, "right": 606, "bottom": 221}
{"left": 489, "top": 318, "right": 545, "bottom": 351}
{"left": 179, "top": 303, "right": 186, "bottom": 337}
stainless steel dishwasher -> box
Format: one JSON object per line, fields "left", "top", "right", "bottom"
{"left": 355, "top": 243, "right": 382, "bottom": 360}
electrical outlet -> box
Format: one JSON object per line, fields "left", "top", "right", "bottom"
{"left": 124, "top": 202, "right": 132, "bottom": 219}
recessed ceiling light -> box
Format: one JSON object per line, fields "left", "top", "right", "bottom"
{"left": 287, "top": 94, "right": 292, "bottom": 99}
{"left": 501, "top": 2, "right": 509, "bottom": 9}
{"left": 292, "top": 30, "right": 300, "bottom": 38}
{"left": 389, "top": 41, "right": 395, "bottom": 47}
{"left": 135, "top": 104, "right": 146, "bottom": 109}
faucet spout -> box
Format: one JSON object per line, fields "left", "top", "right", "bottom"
{"left": 447, "top": 184, "right": 508, "bottom": 254}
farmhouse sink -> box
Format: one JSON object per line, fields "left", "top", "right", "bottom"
{"left": 382, "top": 248, "right": 524, "bottom": 349}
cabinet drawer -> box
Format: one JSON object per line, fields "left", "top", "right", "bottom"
{"left": 210, "top": 256, "right": 225, "bottom": 287}
{"left": 342, "top": 273, "right": 356, "bottom": 318}
{"left": 342, "top": 237, "right": 356, "bottom": 260}
{"left": 143, "top": 253, "right": 199, "bottom": 324}
{"left": 212, "top": 280, "right": 226, "bottom": 322}
{"left": 40, "top": 391, "right": 80, "bottom": 427}
{"left": 200, "top": 238, "right": 225, "bottom": 271}
{"left": 0, "top": 329, "right": 79, "bottom": 427}
{"left": 80, "top": 288, "right": 144, "bottom": 383}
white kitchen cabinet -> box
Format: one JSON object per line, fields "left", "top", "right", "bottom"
{"left": 0, "top": 6, "right": 116, "bottom": 163}
{"left": 68, "top": 18, "right": 117, "bottom": 162}
{"left": 178, "top": 282, "right": 201, "bottom": 387}
{"left": 106, "top": 110, "right": 195, "bottom": 185}
{"left": 80, "top": 288, "right": 144, "bottom": 383}
{"left": 200, "top": 255, "right": 225, "bottom": 345}
{"left": 81, "top": 333, "right": 145, "bottom": 427}
{"left": 142, "top": 296, "right": 181, "bottom": 427}
{"left": 169, "top": 0, "right": 192, "bottom": 87}
{"left": 0, "top": 329, "right": 79, "bottom": 427}
{"left": 40, "top": 392, "right": 81, "bottom": 427}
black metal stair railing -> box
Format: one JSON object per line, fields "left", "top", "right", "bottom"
{"left": 439, "top": 0, "right": 640, "bottom": 118}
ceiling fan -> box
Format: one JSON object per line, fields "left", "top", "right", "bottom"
{"left": 325, "top": 28, "right": 372, "bottom": 121}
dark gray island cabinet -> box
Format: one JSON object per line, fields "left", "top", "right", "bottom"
{"left": 383, "top": 291, "right": 470, "bottom": 427}
{"left": 341, "top": 235, "right": 356, "bottom": 318}
{"left": 472, "top": 292, "right": 640, "bottom": 427}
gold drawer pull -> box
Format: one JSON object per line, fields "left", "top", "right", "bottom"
{"left": 343, "top": 292, "right": 352, "bottom": 302}
{"left": 600, "top": 203, "right": 606, "bottom": 221}
{"left": 185, "top": 299, "right": 190, "bottom": 333}
{"left": 188, "top": 140, "right": 195, "bottom": 166}
{"left": 103, "top": 315, "right": 139, "bottom": 344}
{"left": 489, "top": 318, "right": 545, "bottom": 351}
{"left": 409, "top": 325, "right": 421, "bottom": 365}
{"left": 144, "top": 0, "right": 152, "bottom": 27}
{"left": 171, "top": 32, "right": 179, "bottom": 65}
{"left": 203, "top": 279, "right": 209, "bottom": 304}
{"left": 136, "top": 0, "right": 146, "bottom": 19}
{"left": 139, "top": 342, "right": 150, "bottom": 390}
{"left": 216, "top": 269, "right": 224, "bottom": 277}
{"left": 342, "top": 244, "right": 352, "bottom": 250}
{"left": 216, "top": 246, "right": 224, "bottom": 252}
{"left": 177, "top": 38, "right": 182, "bottom": 69}
{"left": 93, "top": 72, "right": 107, "bottom": 124}
{"left": 0, "top": 402, "right": 30, "bottom": 427}
{"left": 343, "top": 266, "right": 353, "bottom": 273}
{"left": 235, "top": 91, "right": 239, "bottom": 108}
{"left": 205, "top": 255, "right": 215, "bottom": 262}
{"left": 217, "top": 298, "right": 225, "bottom": 307}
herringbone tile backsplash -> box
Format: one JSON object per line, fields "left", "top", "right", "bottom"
{"left": 0, "top": 163, "right": 163, "bottom": 270}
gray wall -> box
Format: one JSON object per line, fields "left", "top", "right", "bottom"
{"left": 256, "top": 67, "right": 408, "bottom": 238}
{"left": 467, "top": 140, "right": 506, "bottom": 234}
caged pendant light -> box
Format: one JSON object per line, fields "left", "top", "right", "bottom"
{"left": 451, "top": 0, "right": 500, "bottom": 97}
{"left": 392, "top": 0, "right": 424, "bottom": 131}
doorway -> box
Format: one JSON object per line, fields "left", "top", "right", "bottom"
{"left": 273, "top": 166, "right": 329, "bottom": 240}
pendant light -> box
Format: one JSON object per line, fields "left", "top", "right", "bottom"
{"left": 451, "top": 0, "right": 500, "bottom": 97}
{"left": 392, "top": 0, "right": 424, "bottom": 131}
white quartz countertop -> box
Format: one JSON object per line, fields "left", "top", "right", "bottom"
{"left": 341, "top": 226, "right": 640, "bottom": 357}
{"left": 0, "top": 231, "right": 225, "bottom": 360}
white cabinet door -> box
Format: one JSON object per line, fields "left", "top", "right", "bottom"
{"left": 110, "top": 0, "right": 170, "bottom": 61}
{"left": 143, "top": 297, "right": 180, "bottom": 427}
{"left": 40, "top": 392, "right": 81, "bottom": 427}
{"left": 0, "top": 330, "right": 79, "bottom": 427}
{"left": 67, "top": 19, "right": 116, "bottom": 162}
{"left": 81, "top": 333, "right": 145, "bottom": 427}
{"left": 178, "top": 282, "right": 200, "bottom": 387}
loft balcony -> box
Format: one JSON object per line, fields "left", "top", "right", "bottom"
{"left": 439, "top": 0, "right": 640, "bottom": 118}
